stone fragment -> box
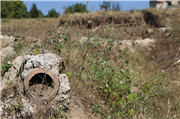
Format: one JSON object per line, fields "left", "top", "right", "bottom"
{"left": 4, "top": 35, "right": 9, "bottom": 39}
{"left": 12, "top": 55, "right": 23, "bottom": 70}
{"left": 3, "top": 56, "right": 23, "bottom": 81}
{"left": 158, "top": 27, "right": 171, "bottom": 32}
{"left": 0, "top": 35, "right": 4, "bottom": 39}
{"left": 78, "top": 37, "right": 88, "bottom": 44}
{"left": 120, "top": 40, "right": 133, "bottom": 47}
{"left": 0, "top": 46, "right": 15, "bottom": 64}
{"left": 21, "top": 98, "right": 35, "bottom": 117}
{"left": 133, "top": 38, "right": 155, "bottom": 47}
{"left": 22, "top": 53, "right": 70, "bottom": 108}
{"left": 0, "top": 77, "right": 11, "bottom": 93}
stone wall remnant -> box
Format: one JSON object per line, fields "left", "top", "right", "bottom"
{"left": 1, "top": 53, "right": 71, "bottom": 118}
{"left": 150, "top": 0, "right": 180, "bottom": 10}
{"left": 21, "top": 53, "right": 70, "bottom": 106}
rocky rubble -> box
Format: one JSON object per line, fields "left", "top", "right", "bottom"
{"left": 77, "top": 36, "right": 155, "bottom": 53}
{"left": 76, "top": 27, "right": 171, "bottom": 53}
{"left": 0, "top": 35, "right": 16, "bottom": 48}
{"left": 22, "top": 53, "right": 70, "bottom": 106}
{"left": 0, "top": 35, "right": 17, "bottom": 64}
{"left": 1, "top": 53, "right": 71, "bottom": 118}
{"left": 0, "top": 26, "right": 173, "bottom": 118}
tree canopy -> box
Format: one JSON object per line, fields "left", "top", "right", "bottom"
{"left": 100, "top": 1, "right": 122, "bottom": 11}
{"left": 1, "top": 1, "right": 27, "bottom": 18}
{"left": 47, "top": 9, "right": 59, "bottom": 18}
{"left": 29, "top": 3, "right": 40, "bottom": 18}
{"left": 64, "top": 3, "right": 87, "bottom": 14}
{"left": 100, "top": 1, "right": 111, "bottom": 11}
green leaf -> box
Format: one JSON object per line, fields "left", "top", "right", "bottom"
{"left": 107, "top": 47, "right": 112, "bottom": 51}
{"left": 106, "top": 83, "right": 109, "bottom": 88}
{"left": 129, "top": 108, "right": 134, "bottom": 115}
{"left": 126, "top": 69, "right": 130, "bottom": 75}
{"left": 66, "top": 72, "right": 72, "bottom": 76}
{"left": 128, "top": 94, "right": 136, "bottom": 101}
{"left": 104, "top": 89, "right": 108, "bottom": 92}
{"left": 112, "top": 34, "right": 116, "bottom": 37}
{"left": 112, "top": 101, "right": 116, "bottom": 106}
{"left": 58, "top": 45, "right": 62, "bottom": 48}
{"left": 121, "top": 85, "right": 128, "bottom": 90}
{"left": 118, "top": 99, "right": 125, "bottom": 104}
{"left": 125, "top": 53, "right": 129, "bottom": 57}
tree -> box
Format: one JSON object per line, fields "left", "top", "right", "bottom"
{"left": 112, "top": 2, "right": 122, "bottom": 11}
{"left": 64, "top": 6, "right": 73, "bottom": 14}
{"left": 38, "top": 10, "right": 44, "bottom": 18}
{"left": 47, "top": 9, "right": 59, "bottom": 18}
{"left": 30, "top": 3, "right": 39, "bottom": 18}
{"left": 100, "top": 1, "right": 122, "bottom": 11}
{"left": 100, "top": 1, "right": 111, "bottom": 11}
{"left": 1, "top": 1, "right": 27, "bottom": 18}
{"left": 64, "top": 3, "right": 87, "bottom": 14}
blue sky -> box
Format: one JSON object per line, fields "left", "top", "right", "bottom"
{"left": 23, "top": 1, "right": 150, "bottom": 16}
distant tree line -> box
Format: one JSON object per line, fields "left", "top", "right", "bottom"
{"left": 100, "top": 1, "right": 122, "bottom": 11}
{"left": 1, "top": 1, "right": 59, "bottom": 18}
{"left": 1, "top": 1, "right": 122, "bottom": 18}
{"left": 63, "top": 1, "right": 122, "bottom": 14}
{"left": 64, "top": 3, "right": 88, "bottom": 14}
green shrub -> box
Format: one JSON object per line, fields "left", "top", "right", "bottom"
{"left": 1, "top": 57, "right": 12, "bottom": 75}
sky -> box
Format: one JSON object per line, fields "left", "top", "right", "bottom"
{"left": 23, "top": 1, "right": 150, "bottom": 16}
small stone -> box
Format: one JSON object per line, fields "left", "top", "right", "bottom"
{"left": 0, "top": 46, "right": 15, "bottom": 64}
{"left": 0, "top": 35, "right": 4, "bottom": 39}
{"left": 133, "top": 38, "right": 155, "bottom": 47}
{"left": 4, "top": 35, "right": 9, "bottom": 39}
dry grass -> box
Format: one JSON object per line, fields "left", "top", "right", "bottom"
{"left": 1, "top": 9, "right": 180, "bottom": 118}
{"left": 1, "top": 18, "right": 58, "bottom": 38}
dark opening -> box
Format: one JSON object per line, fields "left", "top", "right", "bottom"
{"left": 29, "top": 73, "right": 55, "bottom": 98}
{"left": 167, "top": 2, "right": 171, "bottom": 8}
{"left": 142, "top": 10, "right": 161, "bottom": 28}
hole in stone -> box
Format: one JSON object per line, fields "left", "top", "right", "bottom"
{"left": 29, "top": 73, "right": 55, "bottom": 99}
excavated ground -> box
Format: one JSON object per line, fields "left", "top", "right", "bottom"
{"left": 57, "top": 10, "right": 179, "bottom": 40}
{"left": 1, "top": 9, "right": 180, "bottom": 119}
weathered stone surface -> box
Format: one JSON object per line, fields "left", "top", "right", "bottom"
{"left": 78, "top": 37, "right": 89, "bottom": 44}
{"left": 12, "top": 55, "right": 23, "bottom": 70}
{"left": 21, "top": 98, "right": 35, "bottom": 117}
{"left": 77, "top": 36, "right": 156, "bottom": 53}
{"left": 119, "top": 40, "right": 135, "bottom": 52}
{"left": 0, "top": 94, "right": 34, "bottom": 118}
{"left": 1, "top": 53, "right": 70, "bottom": 118}
{"left": 22, "top": 53, "right": 64, "bottom": 78}
{"left": 0, "top": 46, "right": 15, "bottom": 64}
{"left": 0, "top": 35, "right": 4, "bottom": 39}
{"left": 142, "top": 27, "right": 172, "bottom": 39}
{"left": 133, "top": 38, "right": 155, "bottom": 47}
{"left": 3, "top": 56, "right": 23, "bottom": 81}
{"left": 1, "top": 35, "right": 16, "bottom": 48}
{"left": 158, "top": 27, "right": 171, "bottom": 32}
{"left": 120, "top": 40, "right": 133, "bottom": 47}
{"left": 0, "top": 56, "right": 23, "bottom": 91}
{"left": 55, "top": 74, "right": 71, "bottom": 108}
{"left": 21, "top": 53, "right": 70, "bottom": 108}
{"left": 0, "top": 77, "right": 11, "bottom": 94}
